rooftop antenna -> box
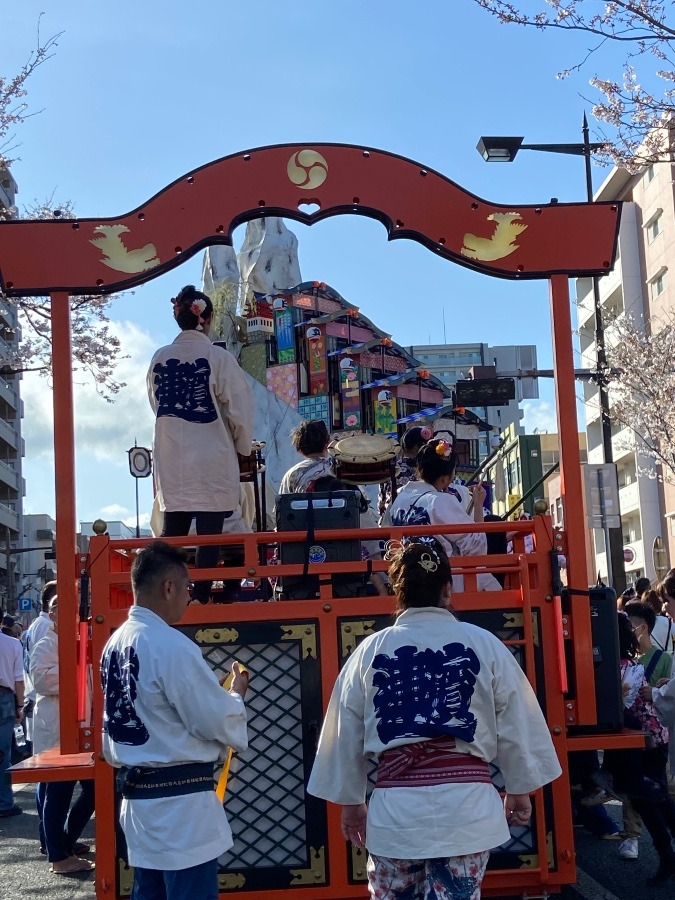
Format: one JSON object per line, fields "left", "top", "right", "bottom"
{"left": 443, "top": 307, "right": 447, "bottom": 344}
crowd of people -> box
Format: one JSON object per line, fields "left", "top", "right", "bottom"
{"left": 570, "top": 572, "right": 675, "bottom": 886}
{"left": 3, "top": 281, "right": 675, "bottom": 896}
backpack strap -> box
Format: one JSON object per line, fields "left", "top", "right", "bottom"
{"left": 644, "top": 649, "right": 665, "bottom": 684}
{"left": 403, "top": 491, "right": 433, "bottom": 519}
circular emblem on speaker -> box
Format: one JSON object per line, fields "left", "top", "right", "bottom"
{"left": 287, "top": 149, "right": 328, "bottom": 190}
{"left": 308, "top": 545, "right": 327, "bottom": 564}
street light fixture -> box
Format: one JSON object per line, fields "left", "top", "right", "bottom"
{"left": 476, "top": 135, "right": 604, "bottom": 167}
{"left": 476, "top": 116, "right": 626, "bottom": 591}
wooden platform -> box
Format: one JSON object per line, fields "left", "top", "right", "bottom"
{"left": 10, "top": 748, "right": 95, "bottom": 783}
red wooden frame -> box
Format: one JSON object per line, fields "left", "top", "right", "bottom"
{"left": 2, "top": 143, "right": 627, "bottom": 897}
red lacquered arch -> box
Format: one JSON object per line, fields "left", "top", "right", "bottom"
{"left": 0, "top": 143, "right": 620, "bottom": 296}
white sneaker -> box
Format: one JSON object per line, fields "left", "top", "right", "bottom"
{"left": 619, "top": 837, "right": 639, "bottom": 860}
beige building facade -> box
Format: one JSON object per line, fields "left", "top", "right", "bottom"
{"left": 576, "top": 147, "right": 675, "bottom": 583}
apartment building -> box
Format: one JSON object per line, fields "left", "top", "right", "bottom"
{"left": 409, "top": 343, "right": 538, "bottom": 459}
{"left": 0, "top": 166, "right": 25, "bottom": 612}
{"left": 576, "top": 164, "right": 669, "bottom": 582}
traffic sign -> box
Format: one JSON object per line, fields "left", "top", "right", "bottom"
{"left": 455, "top": 378, "right": 516, "bottom": 407}
{"left": 583, "top": 463, "right": 621, "bottom": 530}
{"left": 18, "top": 596, "right": 32, "bottom": 612}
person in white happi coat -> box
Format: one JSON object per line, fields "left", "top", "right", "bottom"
{"left": 31, "top": 596, "right": 95, "bottom": 873}
{"left": 101, "top": 541, "right": 249, "bottom": 900}
{"left": 147, "top": 285, "right": 254, "bottom": 604}
{"left": 22, "top": 580, "right": 58, "bottom": 749}
{"left": 382, "top": 438, "right": 502, "bottom": 592}
{"left": 308, "top": 538, "right": 561, "bottom": 900}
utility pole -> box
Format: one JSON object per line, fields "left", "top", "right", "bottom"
{"left": 583, "top": 114, "right": 627, "bottom": 593}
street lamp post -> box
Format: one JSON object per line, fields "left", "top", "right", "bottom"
{"left": 477, "top": 117, "right": 626, "bottom": 591}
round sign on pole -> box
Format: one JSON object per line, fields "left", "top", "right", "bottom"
{"left": 623, "top": 546, "right": 636, "bottom": 565}
{"left": 128, "top": 446, "right": 152, "bottom": 478}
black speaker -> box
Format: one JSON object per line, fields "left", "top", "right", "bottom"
{"left": 276, "top": 491, "right": 366, "bottom": 599}
{"left": 566, "top": 585, "right": 624, "bottom": 734}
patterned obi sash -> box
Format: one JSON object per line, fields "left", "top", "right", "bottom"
{"left": 375, "top": 736, "right": 491, "bottom": 788}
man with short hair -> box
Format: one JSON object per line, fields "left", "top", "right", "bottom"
{"left": 0, "top": 621, "right": 24, "bottom": 817}
{"left": 635, "top": 577, "right": 652, "bottom": 598}
{"left": 101, "top": 540, "right": 249, "bottom": 900}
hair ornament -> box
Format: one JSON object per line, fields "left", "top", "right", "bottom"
{"left": 190, "top": 298, "right": 207, "bottom": 330}
{"left": 420, "top": 426, "right": 432, "bottom": 440}
{"left": 419, "top": 552, "right": 439, "bottom": 573}
{"left": 383, "top": 539, "right": 405, "bottom": 561}
{"left": 435, "top": 439, "right": 452, "bottom": 458}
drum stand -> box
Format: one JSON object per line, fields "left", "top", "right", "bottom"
{"left": 239, "top": 443, "right": 267, "bottom": 535}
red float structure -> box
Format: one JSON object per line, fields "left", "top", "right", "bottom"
{"left": 2, "top": 144, "right": 639, "bottom": 898}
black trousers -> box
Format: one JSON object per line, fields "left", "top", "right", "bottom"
{"left": 162, "top": 511, "right": 232, "bottom": 603}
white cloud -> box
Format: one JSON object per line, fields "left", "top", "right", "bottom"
{"left": 123, "top": 512, "right": 152, "bottom": 529}
{"left": 101, "top": 503, "right": 131, "bottom": 519}
{"left": 22, "top": 319, "right": 155, "bottom": 463}
{"left": 521, "top": 400, "right": 558, "bottom": 435}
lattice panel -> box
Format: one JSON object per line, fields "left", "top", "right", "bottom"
{"left": 199, "top": 640, "right": 308, "bottom": 869}
{"left": 114, "top": 620, "right": 327, "bottom": 894}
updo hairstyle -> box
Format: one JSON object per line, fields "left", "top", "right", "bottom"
{"left": 416, "top": 438, "right": 458, "bottom": 485}
{"left": 401, "top": 426, "right": 431, "bottom": 457}
{"left": 387, "top": 538, "right": 452, "bottom": 615}
{"left": 172, "top": 285, "right": 214, "bottom": 330}
{"left": 291, "top": 419, "right": 329, "bottom": 456}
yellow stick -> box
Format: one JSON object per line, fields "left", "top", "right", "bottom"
{"left": 216, "top": 748, "right": 233, "bottom": 802}
{"left": 215, "top": 663, "right": 248, "bottom": 803}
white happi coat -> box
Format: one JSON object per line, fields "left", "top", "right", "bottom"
{"left": 30, "top": 628, "right": 60, "bottom": 755}
{"left": 22, "top": 611, "right": 53, "bottom": 741}
{"left": 382, "top": 481, "right": 502, "bottom": 592}
{"left": 308, "top": 607, "right": 562, "bottom": 859}
{"left": 147, "top": 331, "right": 254, "bottom": 513}
{"left": 101, "top": 607, "right": 248, "bottom": 871}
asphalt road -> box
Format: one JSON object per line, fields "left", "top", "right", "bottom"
{"left": 0, "top": 787, "right": 670, "bottom": 899}
{"left": 0, "top": 782, "right": 95, "bottom": 900}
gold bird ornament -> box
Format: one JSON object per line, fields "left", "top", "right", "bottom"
{"left": 461, "top": 212, "right": 528, "bottom": 262}
{"left": 89, "top": 224, "right": 160, "bottom": 274}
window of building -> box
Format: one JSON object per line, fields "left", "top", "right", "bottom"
{"left": 644, "top": 164, "right": 656, "bottom": 185}
{"left": 647, "top": 213, "right": 663, "bottom": 243}
{"left": 651, "top": 270, "right": 667, "bottom": 299}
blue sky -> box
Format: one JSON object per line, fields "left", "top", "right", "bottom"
{"left": 3, "top": 1, "right": 617, "bottom": 525}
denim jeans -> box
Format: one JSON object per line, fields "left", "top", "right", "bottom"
{"left": 131, "top": 859, "right": 219, "bottom": 900}
{"left": 0, "top": 691, "right": 16, "bottom": 811}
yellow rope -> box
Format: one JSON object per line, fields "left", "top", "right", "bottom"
{"left": 216, "top": 664, "right": 248, "bottom": 803}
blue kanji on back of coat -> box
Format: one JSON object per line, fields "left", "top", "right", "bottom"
{"left": 101, "top": 645, "right": 150, "bottom": 746}
{"left": 372, "top": 643, "right": 480, "bottom": 744}
{"left": 152, "top": 357, "right": 217, "bottom": 423}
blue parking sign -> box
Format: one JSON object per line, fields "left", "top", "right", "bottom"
{"left": 18, "top": 596, "right": 31, "bottom": 612}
